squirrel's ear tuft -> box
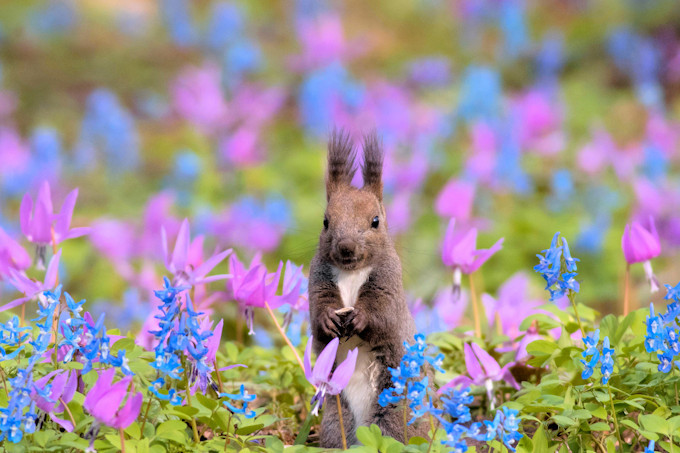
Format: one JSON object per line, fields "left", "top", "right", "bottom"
{"left": 326, "top": 129, "right": 357, "bottom": 200}
{"left": 361, "top": 131, "right": 384, "bottom": 201}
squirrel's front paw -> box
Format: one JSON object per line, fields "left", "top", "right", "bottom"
{"left": 347, "top": 308, "right": 369, "bottom": 335}
{"left": 319, "top": 307, "right": 343, "bottom": 338}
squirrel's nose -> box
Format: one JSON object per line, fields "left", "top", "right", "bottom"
{"left": 338, "top": 240, "right": 357, "bottom": 258}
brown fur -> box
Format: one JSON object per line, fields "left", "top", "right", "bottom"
{"left": 309, "top": 130, "right": 424, "bottom": 447}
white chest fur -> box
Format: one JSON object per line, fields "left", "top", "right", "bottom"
{"left": 332, "top": 266, "right": 377, "bottom": 427}
{"left": 333, "top": 266, "right": 372, "bottom": 308}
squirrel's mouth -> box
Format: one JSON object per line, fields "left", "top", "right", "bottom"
{"left": 334, "top": 255, "right": 365, "bottom": 270}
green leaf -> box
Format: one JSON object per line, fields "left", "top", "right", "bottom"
{"left": 531, "top": 425, "right": 549, "bottom": 453}
{"left": 125, "top": 422, "right": 141, "bottom": 440}
{"left": 526, "top": 340, "right": 559, "bottom": 356}
{"left": 520, "top": 314, "right": 562, "bottom": 332}
{"left": 195, "top": 392, "right": 218, "bottom": 411}
{"left": 589, "top": 422, "right": 611, "bottom": 431}
{"left": 356, "top": 425, "right": 381, "bottom": 448}
{"left": 639, "top": 414, "right": 669, "bottom": 435}
{"left": 408, "top": 436, "right": 428, "bottom": 445}
{"left": 551, "top": 415, "right": 578, "bottom": 427}
{"left": 265, "top": 436, "right": 285, "bottom": 453}
{"left": 294, "top": 408, "right": 316, "bottom": 445}
{"left": 236, "top": 423, "right": 264, "bottom": 435}
{"left": 156, "top": 420, "right": 189, "bottom": 437}
{"left": 620, "top": 420, "right": 640, "bottom": 431}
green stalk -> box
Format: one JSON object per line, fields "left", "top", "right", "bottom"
{"left": 426, "top": 418, "right": 441, "bottom": 453}
{"left": 568, "top": 291, "right": 586, "bottom": 338}
{"left": 184, "top": 367, "right": 200, "bottom": 443}
{"left": 403, "top": 401, "right": 408, "bottom": 444}
{"left": 606, "top": 384, "right": 623, "bottom": 448}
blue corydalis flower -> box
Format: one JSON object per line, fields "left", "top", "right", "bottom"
{"left": 534, "top": 232, "right": 580, "bottom": 301}
{"left": 581, "top": 331, "right": 615, "bottom": 384}
{"left": 221, "top": 384, "right": 256, "bottom": 418}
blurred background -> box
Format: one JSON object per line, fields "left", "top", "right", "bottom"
{"left": 1, "top": 0, "right": 680, "bottom": 337}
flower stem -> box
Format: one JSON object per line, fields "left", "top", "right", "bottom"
{"left": 139, "top": 395, "right": 155, "bottom": 436}
{"left": 426, "top": 418, "right": 441, "bottom": 453}
{"left": 264, "top": 301, "right": 305, "bottom": 372}
{"left": 336, "top": 394, "right": 347, "bottom": 450}
{"left": 223, "top": 410, "right": 233, "bottom": 452}
{"left": 468, "top": 273, "right": 482, "bottom": 338}
{"left": 606, "top": 384, "right": 623, "bottom": 447}
{"left": 59, "top": 398, "right": 76, "bottom": 429}
{"left": 568, "top": 291, "right": 586, "bottom": 338}
{"left": 403, "top": 401, "right": 408, "bottom": 445}
{"left": 623, "top": 263, "right": 630, "bottom": 316}
{"left": 119, "top": 428, "right": 126, "bottom": 453}
{"left": 214, "top": 360, "right": 224, "bottom": 393}
{"left": 184, "top": 367, "right": 200, "bottom": 443}
{"left": 0, "top": 367, "right": 8, "bottom": 398}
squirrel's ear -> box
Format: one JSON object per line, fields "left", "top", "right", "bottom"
{"left": 326, "top": 129, "right": 357, "bottom": 200}
{"left": 361, "top": 132, "right": 384, "bottom": 201}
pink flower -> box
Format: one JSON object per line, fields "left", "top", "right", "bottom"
{"left": 482, "top": 272, "right": 542, "bottom": 339}
{"left": 83, "top": 368, "right": 142, "bottom": 429}
{"left": 304, "top": 336, "right": 358, "bottom": 415}
{"left": 439, "top": 342, "right": 519, "bottom": 408}
{"left": 161, "top": 218, "right": 232, "bottom": 287}
{"left": 32, "top": 370, "right": 78, "bottom": 431}
{"left": 1, "top": 249, "right": 61, "bottom": 312}
{"left": 441, "top": 219, "right": 503, "bottom": 273}
{"left": 20, "top": 181, "right": 90, "bottom": 246}
{"left": 219, "top": 126, "right": 261, "bottom": 166}
{"left": 622, "top": 216, "right": 661, "bottom": 292}
{"left": 227, "top": 254, "right": 300, "bottom": 335}
{"left": 172, "top": 64, "right": 228, "bottom": 133}
{"left": 435, "top": 179, "right": 475, "bottom": 221}
{"left": 441, "top": 218, "right": 503, "bottom": 297}
{"left": 577, "top": 129, "right": 616, "bottom": 175}
{"left": 0, "top": 227, "right": 31, "bottom": 278}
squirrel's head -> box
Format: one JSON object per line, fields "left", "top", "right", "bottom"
{"left": 319, "top": 130, "right": 389, "bottom": 271}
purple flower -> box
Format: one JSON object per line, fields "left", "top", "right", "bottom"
{"left": 482, "top": 273, "right": 543, "bottom": 339}
{"left": 304, "top": 336, "right": 358, "bottom": 415}
{"left": 440, "top": 343, "right": 518, "bottom": 409}
{"left": 219, "top": 126, "right": 262, "bottom": 166}
{"left": 83, "top": 368, "right": 142, "bottom": 429}
{"left": 441, "top": 219, "right": 504, "bottom": 298}
{"left": 172, "top": 64, "right": 228, "bottom": 134}
{"left": 435, "top": 179, "right": 475, "bottom": 221}
{"left": 19, "top": 181, "right": 88, "bottom": 270}
{"left": 0, "top": 227, "right": 31, "bottom": 278}
{"left": 1, "top": 250, "right": 61, "bottom": 312}
{"left": 21, "top": 181, "right": 90, "bottom": 246}
{"left": 622, "top": 216, "right": 661, "bottom": 292}
{"left": 31, "top": 370, "right": 78, "bottom": 431}
{"left": 227, "top": 254, "right": 289, "bottom": 334}
{"left": 442, "top": 219, "right": 504, "bottom": 274}
{"left": 162, "top": 218, "right": 231, "bottom": 287}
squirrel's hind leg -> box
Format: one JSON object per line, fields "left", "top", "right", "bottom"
{"left": 319, "top": 394, "right": 357, "bottom": 448}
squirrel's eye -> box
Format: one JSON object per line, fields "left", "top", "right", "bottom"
{"left": 323, "top": 217, "right": 329, "bottom": 230}
{"left": 371, "top": 216, "right": 379, "bottom": 229}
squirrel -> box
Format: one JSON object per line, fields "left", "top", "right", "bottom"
{"left": 308, "top": 130, "right": 422, "bottom": 448}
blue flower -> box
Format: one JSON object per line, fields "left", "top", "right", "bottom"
{"left": 665, "top": 282, "right": 680, "bottom": 303}
{"left": 535, "top": 233, "right": 580, "bottom": 301}
{"left": 645, "top": 440, "right": 655, "bottom": 453}
{"left": 600, "top": 337, "right": 615, "bottom": 384}
{"left": 221, "top": 384, "right": 256, "bottom": 419}
{"left": 581, "top": 331, "right": 616, "bottom": 384}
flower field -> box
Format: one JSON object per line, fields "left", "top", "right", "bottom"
{"left": 2, "top": 0, "right": 680, "bottom": 452}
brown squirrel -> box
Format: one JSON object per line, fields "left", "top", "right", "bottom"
{"left": 308, "top": 131, "right": 420, "bottom": 448}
